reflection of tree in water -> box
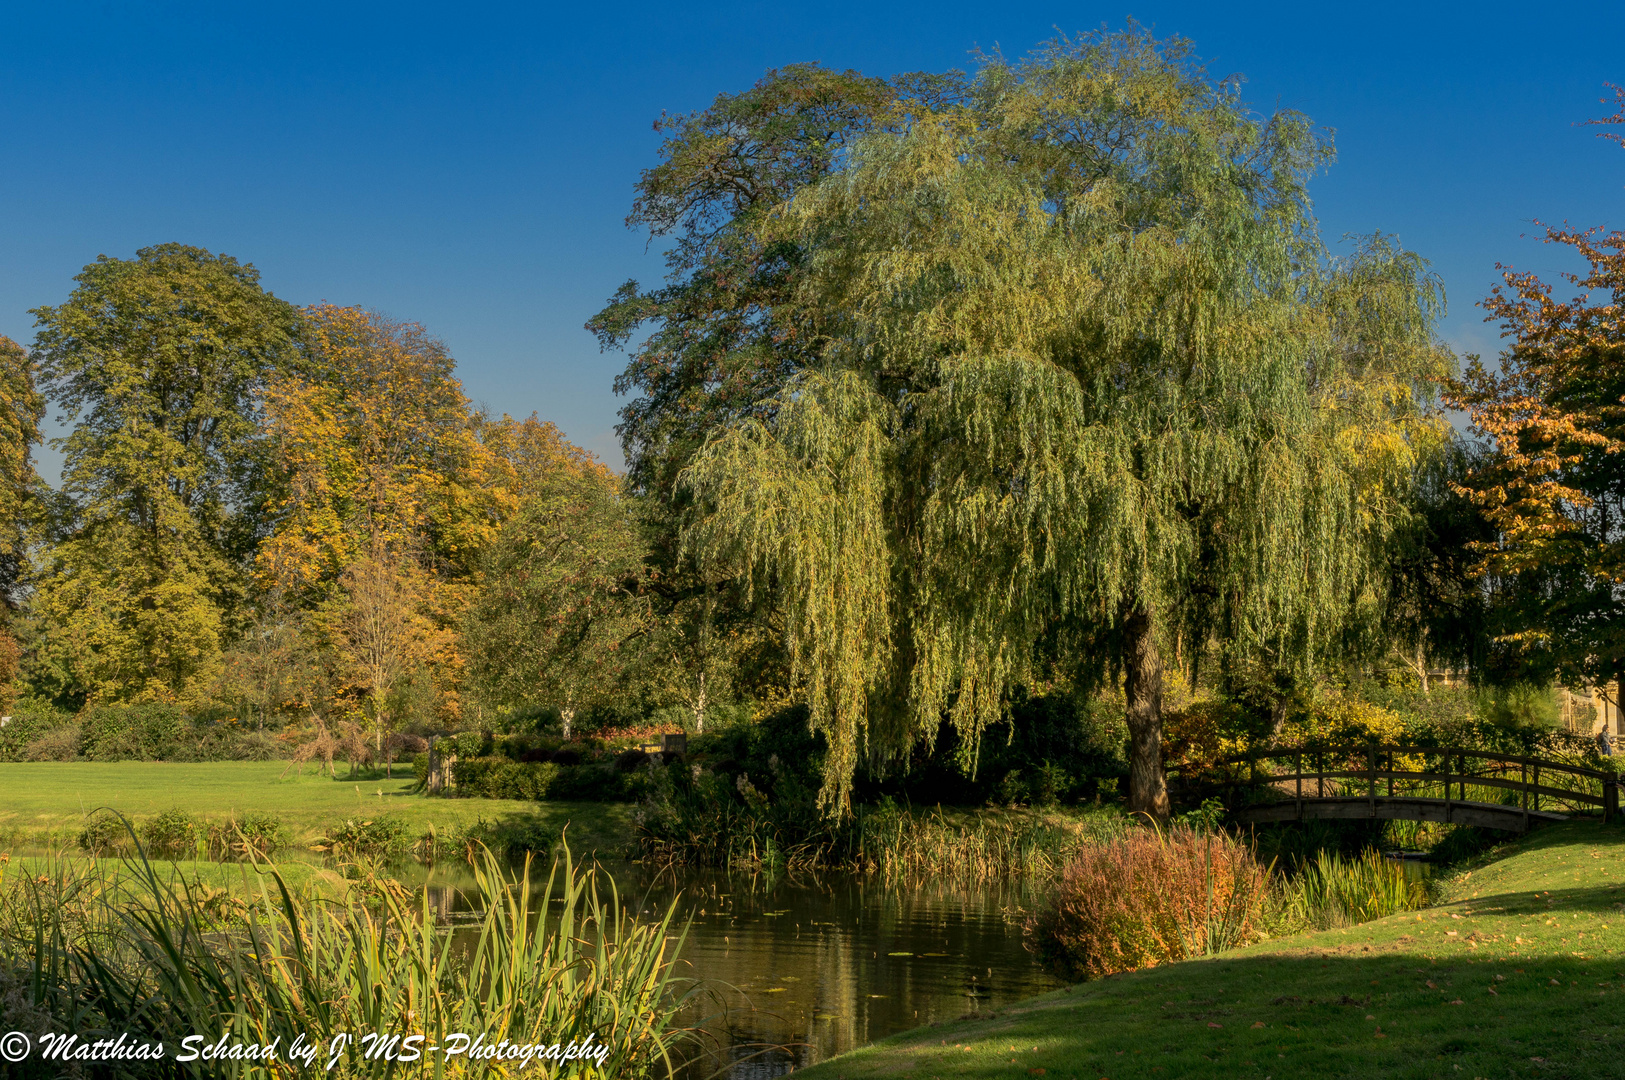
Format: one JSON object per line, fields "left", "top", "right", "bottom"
{"left": 383, "top": 857, "right": 1053, "bottom": 1079}
{"left": 616, "top": 863, "right": 1058, "bottom": 1079}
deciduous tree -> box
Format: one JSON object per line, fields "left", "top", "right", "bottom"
{"left": 27, "top": 244, "right": 300, "bottom": 704}
{"left": 1448, "top": 86, "right": 1625, "bottom": 692}
{"left": 464, "top": 472, "right": 649, "bottom": 737}
{"left": 680, "top": 30, "right": 1450, "bottom": 815}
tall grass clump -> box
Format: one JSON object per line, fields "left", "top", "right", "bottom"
{"left": 0, "top": 838, "right": 693, "bottom": 1078}
{"left": 1272, "top": 849, "right": 1432, "bottom": 931}
{"left": 1025, "top": 825, "right": 1270, "bottom": 980}
{"left": 854, "top": 806, "right": 1129, "bottom": 885}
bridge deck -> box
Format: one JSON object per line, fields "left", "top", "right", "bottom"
{"left": 1233, "top": 796, "right": 1569, "bottom": 833}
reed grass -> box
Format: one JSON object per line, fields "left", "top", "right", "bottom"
{"left": 0, "top": 828, "right": 693, "bottom": 1078}
{"left": 852, "top": 807, "right": 1130, "bottom": 886}
{"left": 1269, "top": 848, "right": 1432, "bottom": 932}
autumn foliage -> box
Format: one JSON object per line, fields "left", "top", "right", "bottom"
{"left": 1448, "top": 85, "right": 1625, "bottom": 685}
{"left": 1025, "top": 826, "right": 1269, "bottom": 980}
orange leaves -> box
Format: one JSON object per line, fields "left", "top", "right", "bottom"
{"left": 1444, "top": 98, "right": 1625, "bottom": 656}
{"left": 258, "top": 304, "right": 493, "bottom": 597}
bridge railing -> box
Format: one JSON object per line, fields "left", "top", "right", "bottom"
{"left": 1168, "top": 744, "right": 1620, "bottom": 825}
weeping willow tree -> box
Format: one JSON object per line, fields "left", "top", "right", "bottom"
{"left": 680, "top": 30, "right": 1451, "bottom": 816}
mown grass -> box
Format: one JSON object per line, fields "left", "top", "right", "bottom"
{"left": 0, "top": 761, "right": 635, "bottom": 856}
{"left": 800, "top": 819, "right": 1625, "bottom": 1080}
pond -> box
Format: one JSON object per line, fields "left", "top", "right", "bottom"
{"left": 411, "top": 858, "right": 1062, "bottom": 1079}
{"left": 9, "top": 846, "right": 1061, "bottom": 1077}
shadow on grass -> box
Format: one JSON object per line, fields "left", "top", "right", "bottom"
{"left": 804, "top": 860, "right": 1625, "bottom": 1080}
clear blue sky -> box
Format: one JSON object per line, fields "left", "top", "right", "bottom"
{"left": 2, "top": 1, "right": 1621, "bottom": 475}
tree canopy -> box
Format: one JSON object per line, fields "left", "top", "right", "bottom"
{"left": 1449, "top": 87, "right": 1625, "bottom": 692}
{"left": 27, "top": 244, "right": 301, "bottom": 704}
{"left": 678, "top": 30, "right": 1452, "bottom": 814}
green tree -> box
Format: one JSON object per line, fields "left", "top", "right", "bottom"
{"left": 464, "top": 472, "right": 649, "bottom": 737}
{"left": 679, "top": 30, "right": 1451, "bottom": 815}
{"left": 589, "top": 65, "right": 962, "bottom": 725}
{"left": 589, "top": 62, "right": 962, "bottom": 498}
{"left": 0, "top": 335, "right": 43, "bottom": 610}
{"left": 27, "top": 244, "right": 300, "bottom": 704}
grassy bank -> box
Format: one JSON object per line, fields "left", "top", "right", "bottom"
{"left": 801, "top": 820, "right": 1625, "bottom": 1080}
{"left": 0, "top": 761, "right": 635, "bottom": 855}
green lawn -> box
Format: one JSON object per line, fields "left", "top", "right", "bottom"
{"left": 801, "top": 820, "right": 1625, "bottom": 1080}
{"left": 0, "top": 760, "right": 634, "bottom": 855}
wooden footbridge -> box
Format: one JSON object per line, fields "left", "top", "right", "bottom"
{"left": 1170, "top": 744, "right": 1620, "bottom": 832}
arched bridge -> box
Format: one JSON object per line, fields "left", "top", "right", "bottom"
{"left": 1170, "top": 745, "right": 1620, "bottom": 832}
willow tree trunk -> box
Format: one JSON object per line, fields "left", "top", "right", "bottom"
{"left": 1123, "top": 603, "right": 1170, "bottom": 819}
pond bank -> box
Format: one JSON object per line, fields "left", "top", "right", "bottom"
{"left": 795, "top": 820, "right": 1625, "bottom": 1080}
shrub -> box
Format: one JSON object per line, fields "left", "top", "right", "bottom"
{"left": 1032, "top": 761, "right": 1073, "bottom": 806}
{"left": 0, "top": 699, "right": 74, "bottom": 761}
{"left": 205, "top": 813, "right": 284, "bottom": 860}
{"left": 997, "top": 769, "right": 1028, "bottom": 805}
{"left": 167, "top": 727, "right": 281, "bottom": 762}
{"left": 548, "top": 764, "right": 621, "bottom": 801}
{"left": 77, "top": 812, "right": 133, "bottom": 856}
{"left": 140, "top": 809, "right": 198, "bottom": 859}
{"left": 1026, "top": 826, "right": 1269, "bottom": 980}
{"left": 80, "top": 703, "right": 186, "bottom": 761}
{"left": 1475, "top": 682, "right": 1561, "bottom": 729}
{"left": 21, "top": 723, "right": 81, "bottom": 762}
{"left": 450, "top": 731, "right": 494, "bottom": 759}
{"left": 314, "top": 818, "right": 409, "bottom": 860}
{"left": 450, "top": 757, "right": 558, "bottom": 799}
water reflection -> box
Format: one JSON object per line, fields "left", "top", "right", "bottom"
{"left": 13, "top": 849, "right": 1060, "bottom": 1079}
{"left": 625, "top": 864, "right": 1060, "bottom": 1079}
{"left": 404, "top": 857, "right": 1061, "bottom": 1079}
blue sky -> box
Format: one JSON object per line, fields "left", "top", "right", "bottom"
{"left": 2, "top": 1, "right": 1622, "bottom": 475}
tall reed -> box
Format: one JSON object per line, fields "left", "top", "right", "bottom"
{"left": 0, "top": 839, "right": 693, "bottom": 1078}
{"left": 1271, "top": 848, "right": 1432, "bottom": 931}
{"left": 853, "top": 807, "right": 1129, "bottom": 886}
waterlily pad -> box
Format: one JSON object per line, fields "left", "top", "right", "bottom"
{"left": 887, "top": 951, "right": 914, "bottom": 957}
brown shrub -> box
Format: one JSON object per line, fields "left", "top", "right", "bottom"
{"left": 1025, "top": 825, "right": 1268, "bottom": 981}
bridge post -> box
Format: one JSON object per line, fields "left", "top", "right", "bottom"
{"left": 1522, "top": 759, "right": 1529, "bottom": 831}
{"left": 1606, "top": 779, "right": 1617, "bottom": 825}
{"left": 1367, "top": 743, "right": 1377, "bottom": 816}
{"left": 1296, "top": 751, "right": 1303, "bottom": 820}
{"left": 1445, "top": 749, "right": 1453, "bottom": 823}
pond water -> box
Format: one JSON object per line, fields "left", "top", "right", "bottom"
{"left": 618, "top": 864, "right": 1061, "bottom": 1079}
{"left": 409, "top": 858, "right": 1062, "bottom": 1080}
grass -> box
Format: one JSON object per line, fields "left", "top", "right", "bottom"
{"left": 0, "top": 760, "right": 635, "bottom": 857}
{"left": 854, "top": 805, "right": 1131, "bottom": 885}
{"left": 799, "top": 819, "right": 1625, "bottom": 1080}
{"left": 0, "top": 846, "right": 693, "bottom": 1079}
